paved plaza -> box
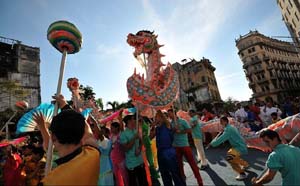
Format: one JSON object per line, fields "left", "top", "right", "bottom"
{"left": 159, "top": 144, "right": 281, "bottom": 186}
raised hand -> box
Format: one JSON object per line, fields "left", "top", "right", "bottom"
{"left": 33, "top": 111, "right": 47, "bottom": 130}
{"left": 33, "top": 111, "right": 50, "bottom": 151}
{"left": 52, "top": 94, "right": 68, "bottom": 109}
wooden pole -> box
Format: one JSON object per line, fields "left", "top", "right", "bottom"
{"left": 45, "top": 49, "right": 67, "bottom": 175}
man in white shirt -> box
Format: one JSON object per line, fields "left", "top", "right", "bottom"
{"left": 259, "top": 100, "right": 282, "bottom": 127}
{"left": 234, "top": 103, "right": 248, "bottom": 123}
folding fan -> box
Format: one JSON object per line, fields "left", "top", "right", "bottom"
{"left": 16, "top": 103, "right": 56, "bottom": 135}
{"left": 81, "top": 108, "right": 93, "bottom": 119}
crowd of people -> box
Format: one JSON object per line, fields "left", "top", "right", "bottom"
{"left": 1, "top": 94, "right": 300, "bottom": 186}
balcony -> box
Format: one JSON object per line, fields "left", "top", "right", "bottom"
{"left": 253, "top": 68, "right": 264, "bottom": 74}
{"left": 253, "top": 92, "right": 266, "bottom": 97}
{"left": 263, "top": 56, "right": 270, "bottom": 61}
{"left": 267, "top": 65, "right": 274, "bottom": 70}
{"left": 249, "top": 81, "right": 255, "bottom": 87}
{"left": 243, "top": 58, "right": 262, "bottom": 68}
{"left": 270, "top": 75, "right": 277, "bottom": 80}
{"left": 257, "top": 78, "right": 269, "bottom": 84}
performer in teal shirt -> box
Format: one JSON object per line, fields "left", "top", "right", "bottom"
{"left": 189, "top": 109, "right": 208, "bottom": 169}
{"left": 168, "top": 109, "right": 203, "bottom": 186}
{"left": 120, "top": 114, "right": 148, "bottom": 186}
{"left": 209, "top": 116, "right": 249, "bottom": 181}
{"left": 252, "top": 129, "right": 300, "bottom": 186}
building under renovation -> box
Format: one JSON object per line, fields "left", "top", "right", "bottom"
{"left": 172, "top": 58, "right": 221, "bottom": 110}
{"left": 0, "top": 36, "right": 41, "bottom": 111}
{"left": 236, "top": 30, "right": 300, "bottom": 103}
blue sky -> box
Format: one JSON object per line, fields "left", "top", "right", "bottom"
{"left": 0, "top": 0, "right": 291, "bottom": 109}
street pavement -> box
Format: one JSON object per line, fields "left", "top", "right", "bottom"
{"left": 159, "top": 143, "right": 282, "bottom": 186}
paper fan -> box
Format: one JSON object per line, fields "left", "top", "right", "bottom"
{"left": 16, "top": 103, "right": 57, "bottom": 135}
{"left": 81, "top": 108, "right": 93, "bottom": 119}
{"left": 122, "top": 107, "right": 136, "bottom": 118}
{"left": 0, "top": 140, "right": 10, "bottom": 148}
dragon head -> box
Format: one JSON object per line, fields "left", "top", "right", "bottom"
{"left": 127, "top": 30, "right": 158, "bottom": 57}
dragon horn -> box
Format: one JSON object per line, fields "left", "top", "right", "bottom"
{"left": 159, "top": 54, "right": 165, "bottom": 57}
{"left": 154, "top": 35, "right": 158, "bottom": 39}
{"left": 158, "top": 44, "right": 164, "bottom": 48}
{"left": 134, "top": 68, "right": 136, "bottom": 75}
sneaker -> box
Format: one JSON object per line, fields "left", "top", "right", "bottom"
{"left": 200, "top": 164, "right": 209, "bottom": 170}
{"left": 242, "top": 165, "right": 250, "bottom": 171}
{"left": 235, "top": 173, "right": 247, "bottom": 180}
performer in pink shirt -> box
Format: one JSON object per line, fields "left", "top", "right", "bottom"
{"left": 110, "top": 122, "right": 129, "bottom": 186}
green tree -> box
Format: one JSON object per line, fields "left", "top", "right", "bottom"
{"left": 95, "top": 98, "right": 104, "bottom": 111}
{"left": 79, "top": 85, "right": 96, "bottom": 101}
{"left": 106, "top": 101, "right": 120, "bottom": 112}
{"left": 223, "top": 97, "right": 237, "bottom": 113}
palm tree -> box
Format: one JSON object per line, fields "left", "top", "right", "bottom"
{"left": 79, "top": 85, "right": 96, "bottom": 101}
{"left": 106, "top": 101, "right": 120, "bottom": 112}
{"left": 116, "top": 100, "right": 134, "bottom": 110}
{"left": 95, "top": 98, "right": 104, "bottom": 111}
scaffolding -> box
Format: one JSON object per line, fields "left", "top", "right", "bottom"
{"left": 0, "top": 36, "right": 21, "bottom": 46}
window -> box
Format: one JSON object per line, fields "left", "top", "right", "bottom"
{"left": 258, "top": 63, "right": 262, "bottom": 69}
{"left": 295, "top": 12, "right": 299, "bottom": 21}
{"left": 288, "top": 0, "right": 293, "bottom": 7}
{"left": 292, "top": 19, "right": 297, "bottom": 28}
{"left": 265, "top": 85, "right": 270, "bottom": 91}
{"left": 287, "top": 6, "right": 291, "bottom": 15}
{"left": 284, "top": 14, "right": 289, "bottom": 22}
{"left": 201, "top": 76, "right": 206, "bottom": 82}
{"left": 279, "top": 2, "right": 283, "bottom": 9}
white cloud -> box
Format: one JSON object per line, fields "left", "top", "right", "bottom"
{"left": 141, "top": 0, "right": 245, "bottom": 63}
{"left": 96, "top": 43, "right": 123, "bottom": 56}
{"left": 217, "top": 71, "right": 241, "bottom": 81}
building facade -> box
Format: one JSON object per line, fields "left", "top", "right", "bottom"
{"left": 172, "top": 58, "right": 221, "bottom": 110}
{"left": 277, "top": 0, "right": 300, "bottom": 44}
{"left": 236, "top": 30, "right": 300, "bottom": 103}
{"left": 0, "top": 36, "right": 41, "bottom": 111}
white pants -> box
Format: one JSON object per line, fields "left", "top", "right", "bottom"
{"left": 193, "top": 138, "right": 208, "bottom": 166}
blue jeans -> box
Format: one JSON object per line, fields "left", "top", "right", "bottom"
{"left": 157, "top": 148, "right": 186, "bottom": 186}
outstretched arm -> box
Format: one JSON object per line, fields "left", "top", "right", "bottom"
{"left": 289, "top": 132, "right": 300, "bottom": 147}
{"left": 81, "top": 121, "right": 98, "bottom": 148}
{"left": 251, "top": 168, "right": 276, "bottom": 185}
